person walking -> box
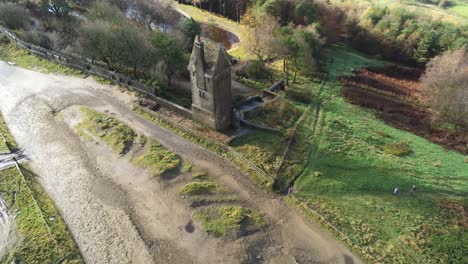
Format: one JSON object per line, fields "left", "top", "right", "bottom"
{"left": 411, "top": 184, "right": 417, "bottom": 194}
{"left": 393, "top": 187, "right": 399, "bottom": 195}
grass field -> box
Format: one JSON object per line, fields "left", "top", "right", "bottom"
{"left": 447, "top": 0, "right": 468, "bottom": 18}
{"left": 292, "top": 44, "right": 468, "bottom": 263}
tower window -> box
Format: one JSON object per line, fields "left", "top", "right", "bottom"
{"left": 199, "top": 90, "right": 206, "bottom": 99}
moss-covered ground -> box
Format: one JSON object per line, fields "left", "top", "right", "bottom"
{"left": 292, "top": 43, "right": 468, "bottom": 263}
{"left": 194, "top": 205, "right": 267, "bottom": 237}
{"left": 132, "top": 141, "right": 181, "bottom": 176}
{"left": 180, "top": 181, "right": 221, "bottom": 195}
{"left": 76, "top": 107, "right": 136, "bottom": 154}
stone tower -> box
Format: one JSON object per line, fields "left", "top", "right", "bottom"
{"left": 188, "top": 36, "right": 233, "bottom": 131}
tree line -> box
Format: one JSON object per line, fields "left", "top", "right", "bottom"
{"left": 0, "top": 0, "right": 202, "bottom": 89}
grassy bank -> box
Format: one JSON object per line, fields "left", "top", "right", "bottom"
{"left": 0, "top": 166, "right": 82, "bottom": 263}
{"left": 0, "top": 36, "right": 84, "bottom": 77}
{"left": 293, "top": 44, "right": 468, "bottom": 263}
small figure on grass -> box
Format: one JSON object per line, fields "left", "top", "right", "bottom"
{"left": 393, "top": 187, "right": 399, "bottom": 195}
{"left": 411, "top": 184, "right": 417, "bottom": 194}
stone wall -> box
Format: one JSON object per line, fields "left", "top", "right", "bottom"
{"left": 0, "top": 26, "right": 192, "bottom": 119}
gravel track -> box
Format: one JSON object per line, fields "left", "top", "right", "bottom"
{"left": 0, "top": 61, "right": 361, "bottom": 264}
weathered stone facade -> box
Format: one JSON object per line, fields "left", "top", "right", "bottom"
{"left": 188, "top": 36, "right": 233, "bottom": 131}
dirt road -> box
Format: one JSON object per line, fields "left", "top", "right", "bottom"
{"left": 0, "top": 61, "right": 361, "bottom": 264}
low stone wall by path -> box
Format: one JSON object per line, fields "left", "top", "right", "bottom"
{"left": 0, "top": 26, "right": 192, "bottom": 119}
{"left": 239, "top": 119, "right": 281, "bottom": 133}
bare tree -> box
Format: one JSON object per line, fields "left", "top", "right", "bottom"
{"left": 132, "top": 0, "right": 171, "bottom": 31}
{"left": 421, "top": 48, "right": 468, "bottom": 130}
{"left": 244, "top": 11, "right": 279, "bottom": 62}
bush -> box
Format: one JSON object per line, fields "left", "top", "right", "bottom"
{"left": 24, "top": 30, "right": 55, "bottom": 50}
{"left": 0, "top": 34, "right": 10, "bottom": 45}
{"left": 383, "top": 142, "right": 412, "bottom": 156}
{"left": 0, "top": 2, "right": 30, "bottom": 30}
{"left": 245, "top": 60, "right": 271, "bottom": 80}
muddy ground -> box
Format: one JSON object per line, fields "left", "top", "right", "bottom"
{"left": 341, "top": 66, "right": 467, "bottom": 154}
{"left": 0, "top": 61, "right": 360, "bottom": 264}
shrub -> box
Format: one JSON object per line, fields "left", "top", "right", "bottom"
{"left": 245, "top": 60, "right": 271, "bottom": 80}
{"left": 383, "top": 142, "right": 412, "bottom": 156}
{"left": 0, "top": 3, "right": 29, "bottom": 30}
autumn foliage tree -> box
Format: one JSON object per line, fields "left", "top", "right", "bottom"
{"left": 421, "top": 48, "right": 468, "bottom": 130}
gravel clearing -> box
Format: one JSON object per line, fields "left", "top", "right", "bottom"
{"left": 0, "top": 61, "right": 362, "bottom": 264}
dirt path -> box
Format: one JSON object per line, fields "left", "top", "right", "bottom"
{"left": 0, "top": 61, "right": 361, "bottom": 264}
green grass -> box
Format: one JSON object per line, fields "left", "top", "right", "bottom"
{"left": 91, "top": 76, "right": 114, "bottom": 85}
{"left": 0, "top": 38, "right": 84, "bottom": 77}
{"left": 322, "top": 43, "right": 390, "bottom": 78}
{"left": 180, "top": 181, "right": 221, "bottom": 195}
{"left": 0, "top": 166, "right": 82, "bottom": 264}
{"left": 194, "top": 206, "right": 267, "bottom": 237}
{"left": 76, "top": 107, "right": 136, "bottom": 154}
{"left": 182, "top": 161, "right": 193, "bottom": 173}
{"left": 0, "top": 114, "right": 17, "bottom": 153}
{"left": 293, "top": 44, "right": 468, "bottom": 263}
{"left": 447, "top": 0, "right": 468, "bottom": 18}
{"left": 132, "top": 141, "right": 181, "bottom": 176}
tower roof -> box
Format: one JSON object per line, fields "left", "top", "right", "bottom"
{"left": 188, "top": 36, "right": 232, "bottom": 76}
